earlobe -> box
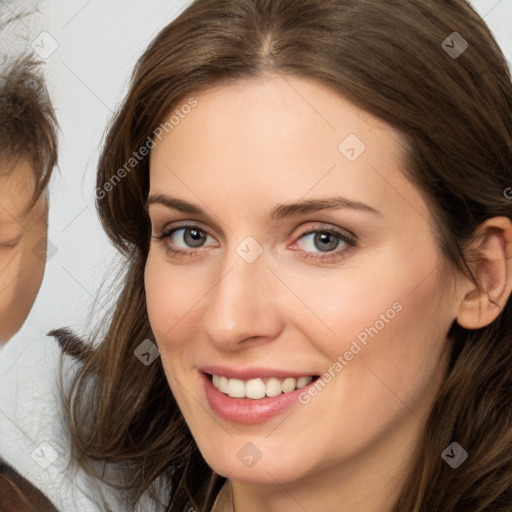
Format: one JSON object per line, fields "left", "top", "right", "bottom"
{"left": 457, "top": 216, "right": 512, "bottom": 330}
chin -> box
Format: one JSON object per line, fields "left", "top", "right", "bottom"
{"left": 197, "top": 442, "right": 315, "bottom": 484}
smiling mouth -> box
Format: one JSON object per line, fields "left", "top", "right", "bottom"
{"left": 207, "top": 373, "right": 320, "bottom": 400}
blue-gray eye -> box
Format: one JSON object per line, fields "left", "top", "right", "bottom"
{"left": 169, "top": 227, "right": 214, "bottom": 248}
{"left": 297, "top": 231, "right": 345, "bottom": 253}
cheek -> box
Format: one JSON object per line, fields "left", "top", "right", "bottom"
{"left": 267, "top": 262, "right": 451, "bottom": 473}
{"left": 144, "top": 251, "right": 209, "bottom": 351}
{"left": 0, "top": 252, "right": 17, "bottom": 319}
{"left": 297, "top": 236, "right": 449, "bottom": 358}
{"left": 144, "top": 252, "right": 227, "bottom": 430}
{"left": 0, "top": 244, "right": 45, "bottom": 342}
{"left": 299, "top": 246, "right": 450, "bottom": 427}
{"left": 291, "top": 237, "right": 451, "bottom": 396}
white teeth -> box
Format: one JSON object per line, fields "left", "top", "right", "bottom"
{"left": 211, "top": 374, "right": 315, "bottom": 399}
{"left": 296, "top": 376, "right": 313, "bottom": 388}
{"left": 227, "top": 378, "right": 245, "bottom": 398}
{"left": 265, "top": 378, "right": 282, "bottom": 397}
{"left": 218, "top": 376, "right": 229, "bottom": 394}
{"left": 282, "top": 377, "right": 297, "bottom": 393}
{"left": 246, "top": 378, "right": 266, "bottom": 399}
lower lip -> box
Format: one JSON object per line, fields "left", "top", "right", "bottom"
{"left": 201, "top": 372, "right": 317, "bottom": 425}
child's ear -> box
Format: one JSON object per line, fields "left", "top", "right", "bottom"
{"left": 457, "top": 217, "right": 512, "bottom": 329}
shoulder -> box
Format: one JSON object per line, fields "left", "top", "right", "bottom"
{"left": 0, "top": 331, "right": 169, "bottom": 512}
{"left": 0, "top": 332, "right": 100, "bottom": 510}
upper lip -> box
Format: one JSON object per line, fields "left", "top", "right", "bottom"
{"left": 200, "top": 365, "right": 319, "bottom": 380}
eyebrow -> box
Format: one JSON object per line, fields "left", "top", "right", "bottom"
{"left": 146, "top": 193, "right": 381, "bottom": 220}
{"left": 270, "top": 196, "right": 381, "bottom": 220}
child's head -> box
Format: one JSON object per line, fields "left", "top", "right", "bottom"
{"left": 0, "top": 29, "right": 58, "bottom": 343}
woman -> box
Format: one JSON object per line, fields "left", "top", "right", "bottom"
{"left": 51, "top": 0, "right": 512, "bottom": 510}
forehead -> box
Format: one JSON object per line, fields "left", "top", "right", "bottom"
{"left": 149, "top": 74, "right": 429, "bottom": 224}
{"left": 0, "top": 158, "right": 36, "bottom": 221}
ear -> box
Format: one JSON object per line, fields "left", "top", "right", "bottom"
{"left": 457, "top": 216, "right": 512, "bottom": 329}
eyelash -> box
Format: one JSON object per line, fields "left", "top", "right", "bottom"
{"left": 0, "top": 240, "right": 20, "bottom": 249}
{"left": 152, "top": 223, "right": 357, "bottom": 262}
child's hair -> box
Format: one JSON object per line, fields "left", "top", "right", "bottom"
{"left": 52, "top": 1, "right": 512, "bottom": 511}
{"left": 0, "top": 9, "right": 58, "bottom": 211}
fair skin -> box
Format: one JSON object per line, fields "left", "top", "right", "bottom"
{"left": 144, "top": 74, "right": 512, "bottom": 512}
{"left": 0, "top": 158, "right": 47, "bottom": 344}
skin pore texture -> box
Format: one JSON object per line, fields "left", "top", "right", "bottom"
{"left": 0, "top": 158, "right": 47, "bottom": 344}
{"left": 144, "top": 74, "right": 512, "bottom": 512}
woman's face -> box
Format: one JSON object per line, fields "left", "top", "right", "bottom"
{"left": 145, "top": 74, "right": 459, "bottom": 487}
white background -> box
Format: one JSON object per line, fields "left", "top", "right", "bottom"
{"left": 5, "top": 0, "right": 512, "bottom": 341}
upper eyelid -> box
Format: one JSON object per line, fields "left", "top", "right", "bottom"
{"left": 295, "top": 224, "right": 356, "bottom": 239}
{"left": 158, "top": 221, "right": 218, "bottom": 240}
{"left": 156, "top": 220, "right": 352, "bottom": 235}
{"left": 0, "top": 234, "right": 23, "bottom": 247}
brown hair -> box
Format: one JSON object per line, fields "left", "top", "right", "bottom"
{"left": 51, "top": 0, "right": 512, "bottom": 510}
{"left": 0, "top": 11, "right": 58, "bottom": 211}
{"left": 0, "top": 461, "right": 57, "bottom": 511}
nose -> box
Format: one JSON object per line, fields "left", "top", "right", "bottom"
{"left": 201, "top": 245, "right": 284, "bottom": 350}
